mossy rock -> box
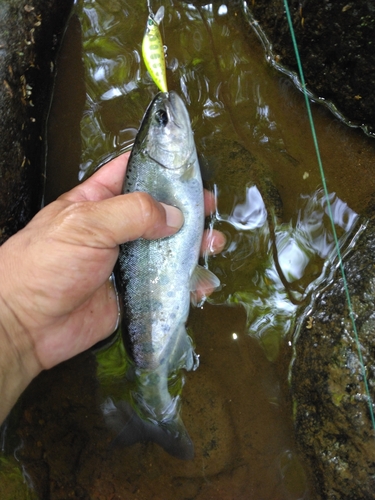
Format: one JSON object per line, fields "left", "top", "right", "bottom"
{"left": 291, "top": 206, "right": 375, "bottom": 498}
{"left": 0, "top": 0, "right": 74, "bottom": 244}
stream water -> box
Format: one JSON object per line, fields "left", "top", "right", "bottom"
{"left": 2, "top": 1, "right": 375, "bottom": 499}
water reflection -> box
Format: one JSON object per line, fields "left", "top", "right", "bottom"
{"left": 228, "top": 185, "right": 267, "bottom": 230}
{"left": 77, "top": 0, "right": 153, "bottom": 177}
{"left": 75, "top": 0, "right": 294, "bottom": 178}
{"left": 215, "top": 187, "right": 359, "bottom": 360}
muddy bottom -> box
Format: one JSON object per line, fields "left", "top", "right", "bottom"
{"left": 13, "top": 304, "right": 308, "bottom": 500}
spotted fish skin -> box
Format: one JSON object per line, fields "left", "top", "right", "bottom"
{"left": 120, "top": 92, "right": 204, "bottom": 374}
{"left": 108, "top": 91, "right": 218, "bottom": 460}
{"left": 142, "top": 6, "right": 168, "bottom": 93}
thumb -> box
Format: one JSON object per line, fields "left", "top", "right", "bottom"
{"left": 108, "top": 191, "right": 184, "bottom": 243}
{"left": 59, "top": 191, "right": 184, "bottom": 248}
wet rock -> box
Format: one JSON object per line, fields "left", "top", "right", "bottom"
{"left": 0, "top": 0, "right": 74, "bottom": 244}
{"left": 241, "top": 0, "right": 375, "bottom": 134}
{"left": 291, "top": 211, "right": 375, "bottom": 498}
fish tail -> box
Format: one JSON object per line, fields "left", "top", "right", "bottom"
{"left": 101, "top": 398, "right": 194, "bottom": 460}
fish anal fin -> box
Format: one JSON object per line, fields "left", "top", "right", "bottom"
{"left": 190, "top": 264, "right": 220, "bottom": 306}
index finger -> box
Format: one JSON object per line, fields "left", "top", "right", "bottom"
{"left": 61, "top": 152, "right": 130, "bottom": 203}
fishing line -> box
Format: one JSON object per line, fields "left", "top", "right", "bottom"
{"left": 146, "top": 0, "right": 152, "bottom": 16}
{"left": 146, "top": 0, "right": 166, "bottom": 41}
{"left": 283, "top": 0, "right": 375, "bottom": 431}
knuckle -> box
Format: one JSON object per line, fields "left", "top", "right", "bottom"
{"left": 132, "top": 192, "right": 160, "bottom": 226}
{"left": 62, "top": 201, "right": 96, "bottom": 228}
{"left": 63, "top": 200, "right": 93, "bottom": 218}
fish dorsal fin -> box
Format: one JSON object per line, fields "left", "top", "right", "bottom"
{"left": 190, "top": 265, "right": 220, "bottom": 306}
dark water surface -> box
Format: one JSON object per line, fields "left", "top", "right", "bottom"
{"left": 3, "top": 1, "right": 375, "bottom": 499}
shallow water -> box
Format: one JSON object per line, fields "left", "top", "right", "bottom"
{"left": 4, "top": 0, "right": 375, "bottom": 498}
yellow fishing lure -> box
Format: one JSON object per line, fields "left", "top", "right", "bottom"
{"left": 142, "top": 6, "right": 168, "bottom": 93}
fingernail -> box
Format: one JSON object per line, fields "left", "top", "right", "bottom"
{"left": 161, "top": 204, "right": 184, "bottom": 230}
{"left": 107, "top": 274, "right": 121, "bottom": 332}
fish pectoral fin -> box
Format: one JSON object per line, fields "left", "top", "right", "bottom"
{"left": 180, "top": 162, "right": 195, "bottom": 181}
{"left": 102, "top": 398, "right": 194, "bottom": 460}
{"left": 190, "top": 264, "right": 221, "bottom": 306}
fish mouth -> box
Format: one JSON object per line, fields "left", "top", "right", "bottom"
{"left": 157, "top": 91, "right": 189, "bottom": 131}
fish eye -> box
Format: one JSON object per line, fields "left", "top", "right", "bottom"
{"left": 155, "top": 109, "right": 168, "bottom": 126}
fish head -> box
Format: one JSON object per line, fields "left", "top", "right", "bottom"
{"left": 138, "top": 91, "right": 195, "bottom": 170}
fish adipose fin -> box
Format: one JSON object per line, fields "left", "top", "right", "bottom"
{"left": 102, "top": 398, "right": 194, "bottom": 460}
{"left": 190, "top": 264, "right": 220, "bottom": 306}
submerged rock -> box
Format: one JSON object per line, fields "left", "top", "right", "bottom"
{"left": 0, "top": 0, "right": 74, "bottom": 244}
{"left": 200, "top": 137, "right": 283, "bottom": 221}
{"left": 291, "top": 208, "right": 375, "bottom": 498}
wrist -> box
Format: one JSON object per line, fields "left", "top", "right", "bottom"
{"left": 0, "top": 271, "right": 42, "bottom": 425}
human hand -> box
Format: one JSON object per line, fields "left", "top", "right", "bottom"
{"left": 0, "top": 153, "right": 225, "bottom": 421}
